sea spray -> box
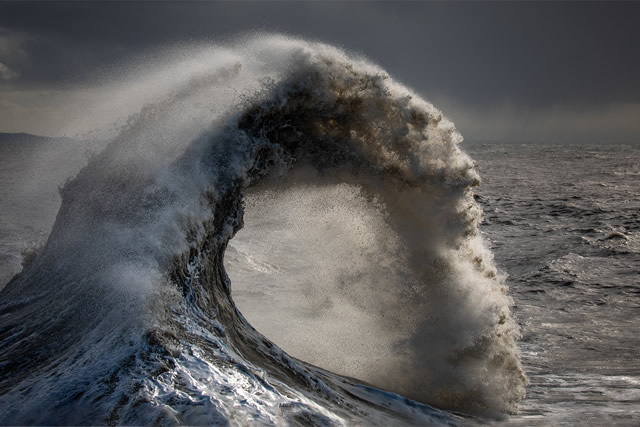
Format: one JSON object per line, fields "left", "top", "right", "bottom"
{"left": 0, "top": 35, "right": 526, "bottom": 424}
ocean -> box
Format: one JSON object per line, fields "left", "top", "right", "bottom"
{"left": 224, "top": 142, "right": 640, "bottom": 426}
{"left": 469, "top": 143, "right": 640, "bottom": 424}
{"left": 0, "top": 36, "right": 638, "bottom": 425}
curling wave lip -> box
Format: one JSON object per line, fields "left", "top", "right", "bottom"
{"left": 0, "top": 34, "right": 525, "bottom": 425}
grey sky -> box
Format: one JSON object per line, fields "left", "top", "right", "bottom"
{"left": 1, "top": 1, "right": 639, "bottom": 143}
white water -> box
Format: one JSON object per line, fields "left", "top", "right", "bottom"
{"left": 0, "top": 35, "right": 526, "bottom": 424}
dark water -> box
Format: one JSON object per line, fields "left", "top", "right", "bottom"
{"left": 465, "top": 143, "right": 640, "bottom": 424}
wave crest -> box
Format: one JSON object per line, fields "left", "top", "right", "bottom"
{"left": 0, "top": 35, "right": 526, "bottom": 424}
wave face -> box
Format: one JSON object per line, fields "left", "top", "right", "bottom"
{"left": 0, "top": 35, "right": 526, "bottom": 424}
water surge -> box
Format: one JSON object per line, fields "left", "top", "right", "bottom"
{"left": 0, "top": 35, "right": 526, "bottom": 425}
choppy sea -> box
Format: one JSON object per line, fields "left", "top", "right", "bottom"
{"left": 467, "top": 143, "right": 640, "bottom": 424}
{"left": 1, "top": 135, "right": 638, "bottom": 425}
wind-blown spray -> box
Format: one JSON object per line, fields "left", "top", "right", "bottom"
{"left": 0, "top": 35, "right": 526, "bottom": 425}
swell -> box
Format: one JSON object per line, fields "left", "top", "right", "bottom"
{"left": 0, "top": 35, "right": 526, "bottom": 424}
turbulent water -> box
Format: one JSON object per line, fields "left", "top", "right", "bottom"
{"left": 220, "top": 142, "right": 640, "bottom": 426}
{"left": 0, "top": 35, "right": 635, "bottom": 425}
{"left": 468, "top": 143, "right": 640, "bottom": 425}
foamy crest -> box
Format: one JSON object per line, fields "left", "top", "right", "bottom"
{"left": 0, "top": 34, "right": 525, "bottom": 424}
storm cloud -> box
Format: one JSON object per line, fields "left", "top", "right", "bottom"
{"left": 0, "top": 1, "right": 638, "bottom": 143}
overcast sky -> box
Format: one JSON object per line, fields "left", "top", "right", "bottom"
{"left": 1, "top": 1, "right": 639, "bottom": 143}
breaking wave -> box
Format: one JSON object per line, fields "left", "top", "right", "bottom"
{"left": 0, "top": 35, "right": 526, "bottom": 424}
